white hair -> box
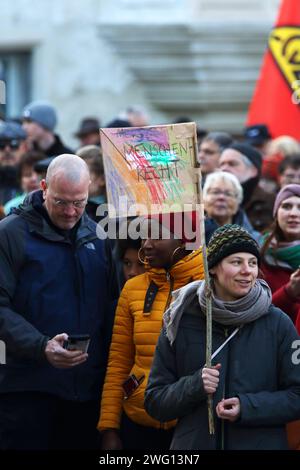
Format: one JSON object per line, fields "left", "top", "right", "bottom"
{"left": 203, "top": 171, "right": 243, "bottom": 204}
{"left": 46, "top": 154, "right": 90, "bottom": 185}
{"left": 268, "top": 135, "right": 300, "bottom": 157}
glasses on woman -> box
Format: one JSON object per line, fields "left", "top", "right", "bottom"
{"left": 207, "top": 188, "right": 237, "bottom": 199}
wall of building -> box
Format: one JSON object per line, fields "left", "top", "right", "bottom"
{"left": 0, "top": 0, "right": 280, "bottom": 146}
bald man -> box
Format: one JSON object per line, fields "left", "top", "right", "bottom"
{"left": 0, "top": 154, "right": 119, "bottom": 450}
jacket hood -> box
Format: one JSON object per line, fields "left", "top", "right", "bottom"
{"left": 13, "top": 190, "right": 46, "bottom": 229}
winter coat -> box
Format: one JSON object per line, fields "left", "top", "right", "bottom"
{"left": 0, "top": 190, "right": 119, "bottom": 401}
{"left": 145, "top": 298, "right": 300, "bottom": 450}
{"left": 98, "top": 249, "right": 204, "bottom": 431}
{"left": 261, "top": 261, "right": 299, "bottom": 323}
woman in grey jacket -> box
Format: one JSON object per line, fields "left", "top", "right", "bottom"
{"left": 145, "top": 225, "right": 300, "bottom": 450}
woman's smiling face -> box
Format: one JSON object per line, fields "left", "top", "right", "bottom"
{"left": 277, "top": 196, "right": 300, "bottom": 242}
{"left": 210, "top": 252, "right": 258, "bottom": 301}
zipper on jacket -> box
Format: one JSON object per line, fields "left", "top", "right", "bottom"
{"left": 164, "top": 272, "right": 174, "bottom": 312}
{"left": 72, "top": 248, "right": 82, "bottom": 401}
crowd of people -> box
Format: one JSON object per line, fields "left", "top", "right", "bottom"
{"left": 0, "top": 101, "right": 300, "bottom": 451}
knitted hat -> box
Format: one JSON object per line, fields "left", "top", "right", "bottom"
{"left": 22, "top": 101, "right": 57, "bottom": 131}
{"left": 273, "top": 184, "right": 300, "bottom": 216}
{"left": 227, "top": 142, "right": 262, "bottom": 173}
{"left": 207, "top": 224, "right": 260, "bottom": 270}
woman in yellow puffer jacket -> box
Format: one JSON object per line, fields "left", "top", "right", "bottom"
{"left": 98, "top": 213, "right": 204, "bottom": 450}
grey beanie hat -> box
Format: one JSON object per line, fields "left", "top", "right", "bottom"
{"left": 22, "top": 101, "right": 57, "bottom": 131}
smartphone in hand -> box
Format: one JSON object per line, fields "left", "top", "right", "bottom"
{"left": 64, "top": 334, "right": 90, "bottom": 353}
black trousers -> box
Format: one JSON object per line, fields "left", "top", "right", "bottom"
{"left": 0, "top": 392, "right": 100, "bottom": 450}
{"left": 120, "top": 412, "right": 174, "bottom": 450}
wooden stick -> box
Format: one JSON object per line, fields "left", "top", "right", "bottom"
{"left": 197, "top": 161, "right": 215, "bottom": 435}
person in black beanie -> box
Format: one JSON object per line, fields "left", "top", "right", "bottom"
{"left": 207, "top": 223, "right": 260, "bottom": 269}
{"left": 145, "top": 224, "right": 300, "bottom": 450}
{"left": 219, "top": 142, "right": 275, "bottom": 232}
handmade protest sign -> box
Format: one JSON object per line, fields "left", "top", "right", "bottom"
{"left": 100, "top": 122, "right": 199, "bottom": 217}
{"left": 101, "top": 123, "right": 214, "bottom": 432}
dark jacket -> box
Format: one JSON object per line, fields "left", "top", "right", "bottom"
{"left": 261, "top": 261, "right": 299, "bottom": 323}
{"left": 0, "top": 166, "right": 21, "bottom": 205}
{"left": 145, "top": 298, "right": 300, "bottom": 450}
{"left": 0, "top": 190, "right": 119, "bottom": 401}
{"left": 34, "top": 134, "right": 73, "bottom": 157}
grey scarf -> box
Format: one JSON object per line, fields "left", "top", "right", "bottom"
{"left": 164, "top": 279, "right": 272, "bottom": 345}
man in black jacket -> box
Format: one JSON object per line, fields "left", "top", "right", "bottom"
{"left": 22, "top": 101, "right": 73, "bottom": 156}
{"left": 0, "top": 154, "right": 118, "bottom": 449}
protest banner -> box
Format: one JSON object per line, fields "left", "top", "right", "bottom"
{"left": 100, "top": 122, "right": 199, "bottom": 217}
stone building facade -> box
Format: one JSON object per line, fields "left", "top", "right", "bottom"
{"left": 0, "top": 0, "right": 280, "bottom": 145}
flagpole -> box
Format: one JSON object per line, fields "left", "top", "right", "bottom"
{"left": 195, "top": 139, "right": 214, "bottom": 435}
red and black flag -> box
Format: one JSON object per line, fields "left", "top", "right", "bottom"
{"left": 247, "top": 0, "right": 300, "bottom": 139}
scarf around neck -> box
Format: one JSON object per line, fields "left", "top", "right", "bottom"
{"left": 164, "top": 279, "right": 271, "bottom": 344}
{"left": 267, "top": 238, "right": 300, "bottom": 271}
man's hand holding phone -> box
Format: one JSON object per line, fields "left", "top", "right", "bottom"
{"left": 45, "top": 333, "right": 89, "bottom": 369}
{"left": 64, "top": 334, "right": 90, "bottom": 353}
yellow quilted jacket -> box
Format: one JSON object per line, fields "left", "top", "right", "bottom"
{"left": 98, "top": 249, "right": 204, "bottom": 431}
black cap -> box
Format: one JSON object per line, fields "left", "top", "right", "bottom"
{"left": 228, "top": 142, "right": 262, "bottom": 172}
{"left": 104, "top": 118, "right": 131, "bottom": 128}
{"left": 74, "top": 118, "right": 100, "bottom": 137}
{"left": 244, "top": 124, "right": 271, "bottom": 146}
{"left": 34, "top": 156, "right": 55, "bottom": 173}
